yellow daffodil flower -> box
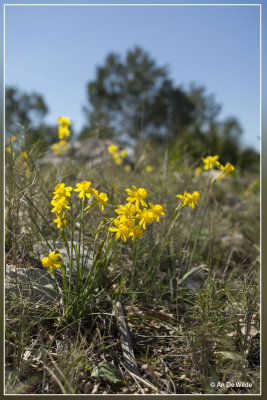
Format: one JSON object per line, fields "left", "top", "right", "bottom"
{"left": 149, "top": 203, "right": 165, "bottom": 222}
{"left": 124, "top": 165, "right": 131, "bottom": 172}
{"left": 53, "top": 212, "right": 67, "bottom": 228}
{"left": 59, "top": 139, "right": 68, "bottom": 151}
{"left": 177, "top": 191, "right": 200, "bottom": 209}
{"left": 120, "top": 149, "right": 127, "bottom": 158}
{"left": 21, "top": 151, "right": 28, "bottom": 159}
{"left": 58, "top": 116, "right": 71, "bottom": 127}
{"left": 130, "top": 225, "right": 143, "bottom": 242}
{"left": 6, "top": 146, "right": 11, "bottom": 153}
{"left": 112, "top": 152, "right": 122, "bottom": 165}
{"left": 108, "top": 144, "right": 118, "bottom": 154}
{"left": 58, "top": 125, "right": 71, "bottom": 140}
{"left": 115, "top": 157, "right": 122, "bottom": 165}
{"left": 53, "top": 183, "right": 73, "bottom": 199}
{"left": 202, "top": 155, "right": 221, "bottom": 170}
{"left": 136, "top": 208, "right": 154, "bottom": 230}
{"left": 145, "top": 165, "right": 153, "bottom": 173}
{"left": 126, "top": 185, "right": 148, "bottom": 209}
{"left": 115, "top": 203, "right": 136, "bottom": 218}
{"left": 74, "top": 181, "right": 92, "bottom": 199}
{"left": 52, "top": 143, "right": 61, "bottom": 155}
{"left": 91, "top": 189, "right": 108, "bottom": 211}
{"left": 51, "top": 197, "right": 70, "bottom": 213}
{"left": 41, "top": 250, "right": 62, "bottom": 274}
{"left": 10, "top": 136, "right": 17, "bottom": 143}
{"left": 220, "top": 162, "right": 235, "bottom": 176}
{"left": 109, "top": 219, "right": 131, "bottom": 242}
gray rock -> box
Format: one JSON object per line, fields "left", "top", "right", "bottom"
{"left": 73, "top": 137, "right": 112, "bottom": 166}
{"left": 5, "top": 264, "right": 58, "bottom": 303}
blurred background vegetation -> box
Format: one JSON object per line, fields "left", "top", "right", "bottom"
{"left": 5, "top": 46, "right": 259, "bottom": 172}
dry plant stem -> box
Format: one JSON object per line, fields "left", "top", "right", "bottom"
{"left": 115, "top": 301, "right": 139, "bottom": 376}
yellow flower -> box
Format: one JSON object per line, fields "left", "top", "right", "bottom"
{"left": 149, "top": 203, "right": 165, "bottom": 222}
{"left": 21, "top": 151, "right": 28, "bottom": 159}
{"left": 112, "top": 152, "right": 122, "bottom": 165}
{"left": 41, "top": 250, "right": 62, "bottom": 274}
{"left": 52, "top": 143, "right": 61, "bottom": 155}
{"left": 130, "top": 225, "right": 143, "bottom": 242}
{"left": 58, "top": 116, "right": 71, "bottom": 127}
{"left": 117, "top": 215, "right": 136, "bottom": 229}
{"left": 58, "top": 125, "right": 71, "bottom": 140}
{"left": 108, "top": 144, "right": 118, "bottom": 154}
{"left": 177, "top": 191, "right": 200, "bottom": 209}
{"left": 53, "top": 212, "right": 67, "bottom": 229}
{"left": 202, "top": 155, "right": 221, "bottom": 170}
{"left": 51, "top": 197, "right": 70, "bottom": 213}
{"left": 220, "top": 162, "right": 235, "bottom": 176}
{"left": 115, "top": 157, "right": 122, "bottom": 165}
{"left": 126, "top": 185, "right": 148, "bottom": 209}
{"left": 124, "top": 165, "right": 131, "bottom": 172}
{"left": 195, "top": 167, "right": 202, "bottom": 178}
{"left": 109, "top": 219, "right": 131, "bottom": 242}
{"left": 145, "top": 165, "right": 153, "bottom": 173}
{"left": 53, "top": 183, "right": 73, "bottom": 199}
{"left": 6, "top": 146, "right": 11, "bottom": 153}
{"left": 10, "top": 136, "right": 17, "bottom": 143}
{"left": 74, "top": 181, "right": 92, "bottom": 199}
{"left": 59, "top": 139, "right": 68, "bottom": 151}
{"left": 136, "top": 208, "right": 154, "bottom": 230}
{"left": 91, "top": 188, "right": 108, "bottom": 211}
{"left": 115, "top": 203, "right": 136, "bottom": 218}
{"left": 120, "top": 149, "right": 127, "bottom": 158}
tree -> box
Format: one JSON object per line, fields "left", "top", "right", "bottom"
{"left": 5, "top": 86, "right": 57, "bottom": 149}
{"left": 5, "top": 86, "right": 48, "bottom": 132}
{"left": 186, "top": 83, "right": 222, "bottom": 134}
{"left": 82, "top": 46, "right": 195, "bottom": 142}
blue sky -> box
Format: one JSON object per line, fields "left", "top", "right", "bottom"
{"left": 4, "top": 2, "right": 260, "bottom": 151}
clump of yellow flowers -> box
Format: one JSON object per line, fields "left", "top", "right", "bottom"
{"left": 108, "top": 144, "right": 128, "bottom": 166}
{"left": 52, "top": 117, "right": 71, "bottom": 156}
{"left": 41, "top": 180, "right": 109, "bottom": 274}
{"left": 196, "top": 155, "right": 235, "bottom": 180}
{"left": 109, "top": 185, "right": 164, "bottom": 242}
{"left": 48, "top": 180, "right": 108, "bottom": 232}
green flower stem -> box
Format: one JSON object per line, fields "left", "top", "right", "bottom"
{"left": 145, "top": 203, "right": 184, "bottom": 284}
{"left": 130, "top": 239, "right": 140, "bottom": 297}
{"left": 77, "top": 197, "right": 85, "bottom": 284}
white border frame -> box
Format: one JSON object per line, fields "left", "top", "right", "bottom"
{"left": 3, "top": 2, "right": 262, "bottom": 397}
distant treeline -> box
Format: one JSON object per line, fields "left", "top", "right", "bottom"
{"left": 5, "top": 46, "right": 259, "bottom": 170}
